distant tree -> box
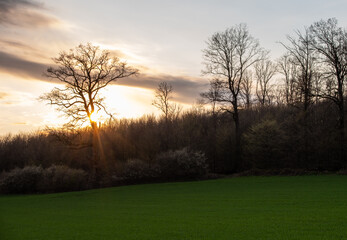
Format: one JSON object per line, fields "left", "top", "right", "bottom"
{"left": 202, "top": 23, "right": 264, "bottom": 170}
{"left": 152, "top": 82, "right": 181, "bottom": 122}
{"left": 278, "top": 54, "right": 299, "bottom": 106}
{"left": 40, "top": 43, "right": 138, "bottom": 175}
{"left": 272, "top": 84, "right": 287, "bottom": 106}
{"left": 280, "top": 28, "right": 317, "bottom": 111}
{"left": 240, "top": 70, "right": 253, "bottom": 109}
{"left": 200, "top": 78, "right": 223, "bottom": 115}
{"left": 254, "top": 59, "right": 277, "bottom": 106}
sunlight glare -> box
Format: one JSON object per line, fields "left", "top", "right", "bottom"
{"left": 100, "top": 85, "right": 155, "bottom": 119}
{"left": 89, "top": 111, "right": 99, "bottom": 123}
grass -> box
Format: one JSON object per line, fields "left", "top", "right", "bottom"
{"left": 1, "top": 175, "right": 347, "bottom": 240}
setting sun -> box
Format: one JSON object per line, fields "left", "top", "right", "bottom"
{"left": 89, "top": 111, "right": 102, "bottom": 123}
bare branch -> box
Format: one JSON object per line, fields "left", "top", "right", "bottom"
{"left": 41, "top": 43, "right": 138, "bottom": 128}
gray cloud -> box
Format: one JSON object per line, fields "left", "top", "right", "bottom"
{"left": 0, "top": 0, "right": 59, "bottom": 28}
{"left": 0, "top": 39, "right": 37, "bottom": 50}
{"left": 117, "top": 74, "right": 208, "bottom": 104}
{"left": 0, "top": 50, "right": 208, "bottom": 104}
{"left": 0, "top": 51, "right": 47, "bottom": 80}
{"left": 0, "top": 0, "right": 40, "bottom": 11}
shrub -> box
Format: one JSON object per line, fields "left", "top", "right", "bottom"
{"left": 156, "top": 148, "right": 208, "bottom": 180}
{"left": 39, "top": 165, "right": 88, "bottom": 192}
{"left": 243, "top": 120, "right": 287, "bottom": 169}
{"left": 0, "top": 166, "right": 43, "bottom": 194}
{"left": 118, "top": 159, "right": 160, "bottom": 183}
{"left": 337, "top": 169, "right": 347, "bottom": 175}
{"left": 0, "top": 165, "right": 87, "bottom": 194}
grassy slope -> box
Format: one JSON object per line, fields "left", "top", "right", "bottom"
{"left": 1, "top": 175, "right": 347, "bottom": 240}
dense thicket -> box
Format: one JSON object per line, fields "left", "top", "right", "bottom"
{"left": 1, "top": 100, "right": 345, "bottom": 176}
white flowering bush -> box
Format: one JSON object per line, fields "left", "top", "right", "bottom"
{"left": 0, "top": 165, "right": 87, "bottom": 194}
{"left": 156, "top": 148, "right": 208, "bottom": 180}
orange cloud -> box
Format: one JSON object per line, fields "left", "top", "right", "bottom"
{"left": 0, "top": 92, "right": 9, "bottom": 99}
{"left": 13, "top": 122, "right": 27, "bottom": 125}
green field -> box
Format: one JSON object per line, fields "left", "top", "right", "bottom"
{"left": 1, "top": 175, "right": 347, "bottom": 240}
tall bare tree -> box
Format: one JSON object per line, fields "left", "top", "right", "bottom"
{"left": 310, "top": 18, "right": 347, "bottom": 161}
{"left": 40, "top": 43, "right": 138, "bottom": 174}
{"left": 202, "top": 23, "right": 264, "bottom": 169}
{"left": 280, "top": 28, "right": 317, "bottom": 111}
{"left": 255, "top": 59, "right": 277, "bottom": 106}
{"left": 280, "top": 28, "right": 318, "bottom": 164}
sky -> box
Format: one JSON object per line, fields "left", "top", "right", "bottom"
{"left": 1, "top": 0, "right": 347, "bottom": 135}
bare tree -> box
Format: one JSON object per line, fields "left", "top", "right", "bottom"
{"left": 280, "top": 29, "right": 318, "bottom": 164}
{"left": 280, "top": 28, "right": 317, "bottom": 111}
{"left": 202, "top": 23, "right": 264, "bottom": 169}
{"left": 272, "top": 84, "right": 286, "bottom": 106}
{"left": 278, "top": 54, "right": 299, "bottom": 105}
{"left": 200, "top": 78, "right": 223, "bottom": 115}
{"left": 255, "top": 59, "right": 277, "bottom": 106}
{"left": 310, "top": 18, "right": 347, "bottom": 161}
{"left": 40, "top": 43, "right": 138, "bottom": 174}
{"left": 152, "top": 82, "right": 181, "bottom": 122}
{"left": 240, "top": 70, "right": 253, "bottom": 109}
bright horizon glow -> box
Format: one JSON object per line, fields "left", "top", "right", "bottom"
{"left": 86, "top": 85, "right": 157, "bottom": 125}
{"left": 0, "top": 76, "right": 161, "bottom": 136}
{"left": 49, "top": 85, "right": 160, "bottom": 128}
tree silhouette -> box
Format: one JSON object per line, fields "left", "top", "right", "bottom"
{"left": 41, "top": 43, "right": 138, "bottom": 177}
{"left": 152, "top": 82, "right": 181, "bottom": 122}
{"left": 255, "top": 59, "right": 276, "bottom": 106}
{"left": 309, "top": 18, "right": 347, "bottom": 162}
{"left": 202, "top": 23, "right": 264, "bottom": 171}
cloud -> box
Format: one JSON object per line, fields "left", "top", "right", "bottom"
{"left": 13, "top": 122, "right": 27, "bottom": 125}
{"left": 0, "top": 0, "right": 39, "bottom": 11}
{"left": 0, "top": 38, "right": 50, "bottom": 62}
{"left": 0, "top": 39, "right": 36, "bottom": 50}
{"left": 0, "top": 0, "right": 60, "bottom": 28}
{"left": 117, "top": 74, "right": 209, "bottom": 103}
{"left": 0, "top": 91, "right": 9, "bottom": 99}
{"left": 0, "top": 89, "right": 34, "bottom": 106}
{"left": 0, "top": 50, "right": 208, "bottom": 104}
{"left": 109, "top": 49, "right": 127, "bottom": 59}
{"left": 0, "top": 51, "right": 48, "bottom": 80}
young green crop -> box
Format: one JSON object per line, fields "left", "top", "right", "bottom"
{"left": 1, "top": 175, "right": 347, "bottom": 240}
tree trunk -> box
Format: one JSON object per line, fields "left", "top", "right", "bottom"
{"left": 338, "top": 86, "right": 345, "bottom": 165}
{"left": 303, "top": 83, "right": 310, "bottom": 167}
{"left": 232, "top": 97, "right": 242, "bottom": 172}
{"left": 90, "top": 121, "right": 107, "bottom": 183}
